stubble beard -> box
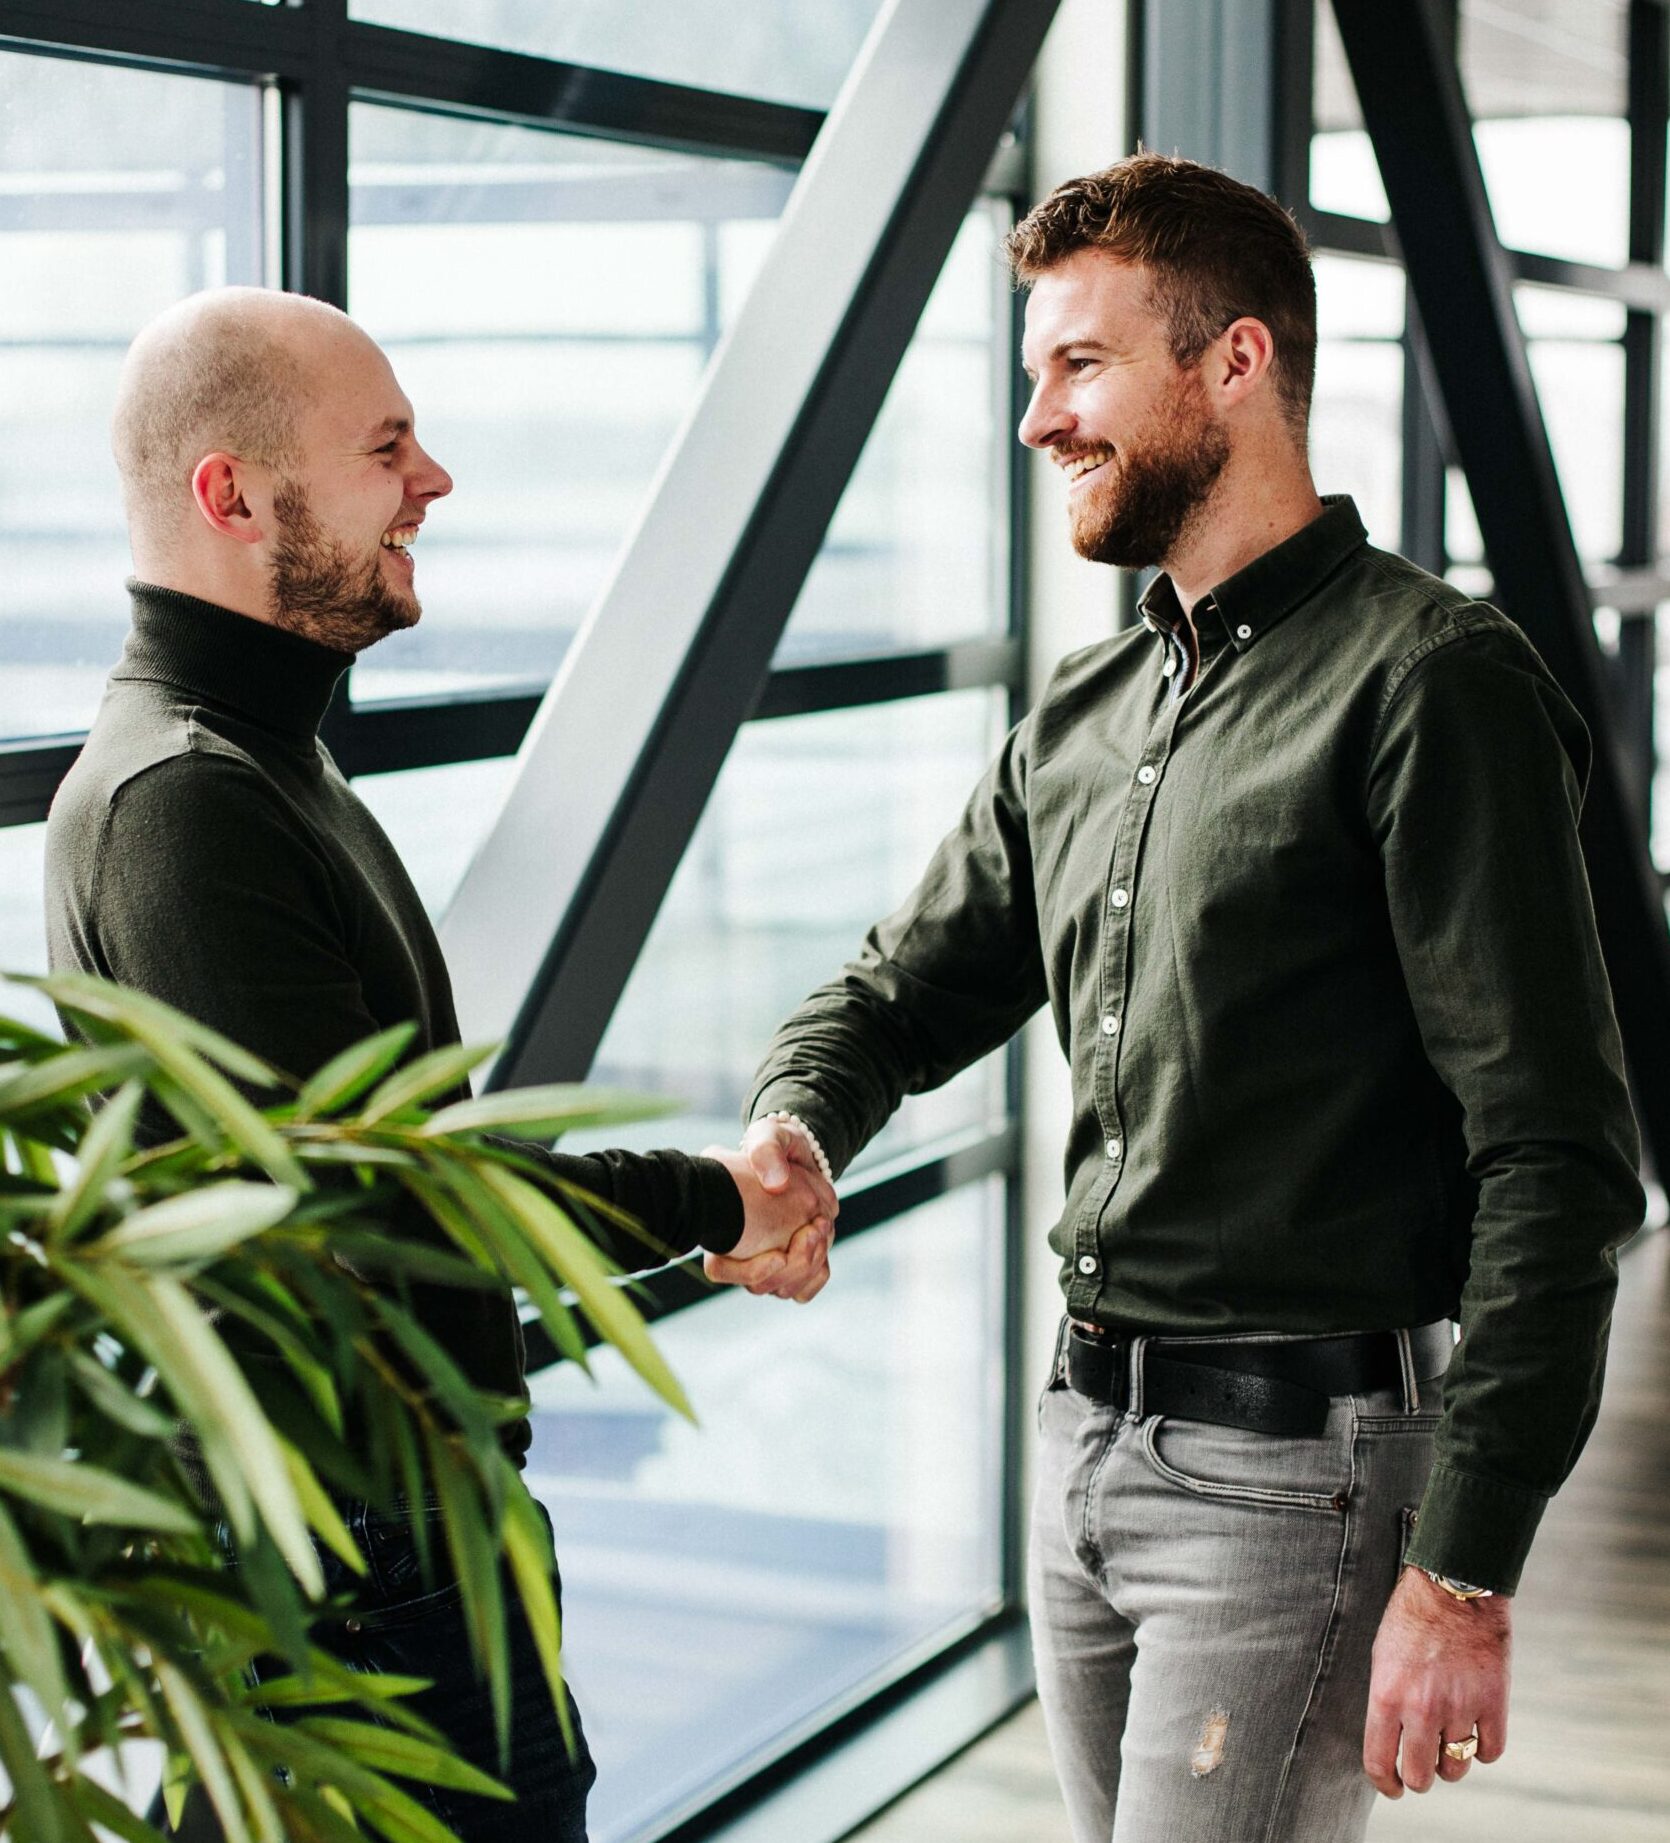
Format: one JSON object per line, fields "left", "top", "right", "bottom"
{"left": 1068, "top": 367, "right": 1232, "bottom": 571}
{"left": 266, "top": 479, "right": 420, "bottom": 655}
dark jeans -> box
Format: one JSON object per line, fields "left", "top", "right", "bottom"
{"left": 167, "top": 1492, "right": 595, "bottom": 1842}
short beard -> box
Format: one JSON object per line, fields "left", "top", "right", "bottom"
{"left": 266, "top": 480, "right": 419, "bottom": 655}
{"left": 1069, "top": 367, "right": 1231, "bottom": 570}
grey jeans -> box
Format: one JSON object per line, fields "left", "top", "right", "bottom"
{"left": 1029, "top": 1328, "right": 1442, "bottom": 1843}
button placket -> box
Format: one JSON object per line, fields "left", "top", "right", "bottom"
{"left": 1070, "top": 689, "right": 1184, "bottom": 1311}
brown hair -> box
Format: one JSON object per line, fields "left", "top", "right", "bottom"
{"left": 1004, "top": 152, "right": 1317, "bottom": 439}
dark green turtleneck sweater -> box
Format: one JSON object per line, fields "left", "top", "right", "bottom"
{"left": 45, "top": 583, "right": 743, "bottom": 1462}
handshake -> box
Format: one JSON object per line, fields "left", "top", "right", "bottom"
{"left": 701, "top": 1116, "right": 837, "bottom": 1304}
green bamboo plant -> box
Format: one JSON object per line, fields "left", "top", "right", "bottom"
{"left": 0, "top": 971, "right": 690, "bottom": 1843}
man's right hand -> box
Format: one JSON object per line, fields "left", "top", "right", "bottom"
{"left": 701, "top": 1137, "right": 835, "bottom": 1303}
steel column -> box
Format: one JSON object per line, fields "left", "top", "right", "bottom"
{"left": 442, "top": 0, "right": 1060, "bottom": 1084}
{"left": 1332, "top": 0, "right": 1670, "bottom": 1172}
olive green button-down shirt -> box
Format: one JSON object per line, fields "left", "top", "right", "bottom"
{"left": 749, "top": 496, "right": 1643, "bottom": 1593}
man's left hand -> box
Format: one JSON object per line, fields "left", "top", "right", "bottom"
{"left": 1363, "top": 1565, "right": 1512, "bottom": 1798}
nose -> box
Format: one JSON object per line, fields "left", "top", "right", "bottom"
{"left": 1017, "top": 377, "right": 1072, "bottom": 451}
{"left": 408, "top": 440, "right": 452, "bottom": 503}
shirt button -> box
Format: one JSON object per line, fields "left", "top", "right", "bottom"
{"left": 1110, "top": 888, "right": 1130, "bottom": 909}
{"left": 1101, "top": 1014, "right": 1119, "bottom": 1035}
{"left": 1077, "top": 1254, "right": 1098, "bottom": 1276}
{"left": 1235, "top": 623, "right": 1252, "bottom": 640}
{"left": 1136, "top": 765, "right": 1156, "bottom": 785}
{"left": 1162, "top": 657, "right": 1177, "bottom": 676}
{"left": 1105, "top": 1138, "right": 1122, "bottom": 1160}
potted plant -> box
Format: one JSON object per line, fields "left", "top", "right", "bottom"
{"left": 0, "top": 972, "right": 688, "bottom": 1843}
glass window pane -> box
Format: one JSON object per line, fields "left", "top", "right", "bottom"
{"left": 0, "top": 53, "right": 267, "bottom": 742}
{"left": 774, "top": 206, "right": 1011, "bottom": 663}
{"left": 1310, "top": 0, "right": 1389, "bottom": 221}
{"left": 349, "top": 0, "right": 886, "bottom": 110}
{"left": 346, "top": 105, "right": 792, "bottom": 704}
{"left": 527, "top": 1182, "right": 1007, "bottom": 1843}
{"left": 1462, "top": 0, "right": 1629, "bottom": 270}
{"left": 579, "top": 692, "right": 1011, "bottom": 1173}
{"left": 1518, "top": 297, "right": 1624, "bottom": 567}
{"left": 350, "top": 757, "right": 518, "bottom": 917}
{"left": 1310, "top": 257, "right": 1403, "bottom": 550}
{"left": 0, "top": 823, "right": 58, "bottom": 1036}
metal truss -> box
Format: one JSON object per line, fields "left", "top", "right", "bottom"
{"left": 440, "top": 0, "right": 1061, "bottom": 1086}
{"left": 1330, "top": 0, "right": 1670, "bottom": 1173}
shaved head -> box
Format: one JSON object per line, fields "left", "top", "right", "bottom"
{"left": 111, "top": 288, "right": 357, "bottom": 552}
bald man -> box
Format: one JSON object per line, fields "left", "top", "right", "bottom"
{"left": 46, "top": 288, "right": 833, "bottom": 1840}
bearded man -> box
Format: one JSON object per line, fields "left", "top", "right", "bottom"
{"left": 45, "top": 287, "right": 833, "bottom": 1840}
{"left": 715, "top": 154, "right": 1643, "bottom": 1840}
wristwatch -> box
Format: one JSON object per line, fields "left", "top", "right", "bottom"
{"left": 1422, "top": 1569, "right": 1494, "bottom": 1602}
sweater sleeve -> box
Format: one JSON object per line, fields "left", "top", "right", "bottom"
{"left": 60, "top": 753, "right": 743, "bottom": 1263}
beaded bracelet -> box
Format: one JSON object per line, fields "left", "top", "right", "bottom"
{"left": 753, "top": 1110, "right": 835, "bottom": 1187}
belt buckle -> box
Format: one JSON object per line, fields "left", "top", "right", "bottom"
{"left": 1066, "top": 1322, "right": 1129, "bottom": 1411}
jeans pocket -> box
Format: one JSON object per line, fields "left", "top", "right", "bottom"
{"left": 1137, "top": 1410, "right": 1352, "bottom": 1513}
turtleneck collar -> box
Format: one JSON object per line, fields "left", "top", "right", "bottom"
{"left": 115, "top": 580, "right": 353, "bottom": 741}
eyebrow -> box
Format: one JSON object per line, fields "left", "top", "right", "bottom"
{"left": 1022, "top": 338, "right": 1115, "bottom": 379}
{"left": 364, "top": 416, "right": 411, "bottom": 443}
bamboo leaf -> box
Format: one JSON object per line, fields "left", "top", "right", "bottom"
{"left": 297, "top": 1718, "right": 513, "bottom": 1800}
{"left": 85, "top": 1181, "right": 299, "bottom": 1267}
{"left": 25, "top": 974, "right": 282, "bottom": 1091}
{"left": 0, "top": 1497, "right": 74, "bottom": 1740}
{"left": 501, "top": 1487, "right": 573, "bottom": 1755}
{"left": 423, "top": 1427, "right": 507, "bottom": 1755}
{"left": 360, "top": 1043, "right": 496, "bottom": 1125}
{"left": 0, "top": 1656, "right": 87, "bottom": 1843}
{"left": 280, "top": 1438, "right": 364, "bottom": 1578}
{"left": 294, "top": 1024, "right": 418, "bottom": 1122}
{"left": 478, "top": 1165, "right": 694, "bottom": 1422}
{"left": 48, "top": 1079, "right": 143, "bottom": 1244}
{"left": 420, "top": 1085, "right": 678, "bottom": 1140}
{"left": 0, "top": 1044, "right": 151, "bottom": 1120}
{"left": 0, "top": 1447, "right": 199, "bottom": 1534}
{"left": 155, "top": 1656, "right": 254, "bottom": 1843}
{"left": 64, "top": 1772, "right": 175, "bottom": 1843}
{"left": 66, "top": 1349, "right": 176, "bottom": 1439}
{"left": 234, "top": 1714, "right": 468, "bottom": 1843}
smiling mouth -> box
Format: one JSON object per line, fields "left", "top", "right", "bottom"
{"left": 380, "top": 525, "right": 419, "bottom": 568}
{"left": 1059, "top": 447, "right": 1115, "bottom": 486}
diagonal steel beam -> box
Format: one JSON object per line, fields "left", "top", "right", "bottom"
{"left": 442, "top": 0, "right": 1060, "bottom": 1087}
{"left": 1331, "top": 0, "right": 1670, "bottom": 1173}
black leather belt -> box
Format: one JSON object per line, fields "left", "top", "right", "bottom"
{"left": 1058, "top": 1320, "right": 1454, "bottom": 1437}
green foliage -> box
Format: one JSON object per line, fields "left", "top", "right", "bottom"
{"left": 0, "top": 973, "right": 689, "bottom": 1841}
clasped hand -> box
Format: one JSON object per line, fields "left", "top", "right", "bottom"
{"left": 701, "top": 1117, "right": 837, "bottom": 1303}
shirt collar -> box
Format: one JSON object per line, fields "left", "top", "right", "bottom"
{"left": 116, "top": 580, "right": 353, "bottom": 741}
{"left": 1138, "top": 495, "right": 1368, "bottom": 654}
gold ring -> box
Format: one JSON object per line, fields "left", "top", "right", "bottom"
{"left": 1442, "top": 1733, "right": 1479, "bottom": 1763}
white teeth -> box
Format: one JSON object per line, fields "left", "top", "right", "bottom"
{"left": 381, "top": 529, "right": 415, "bottom": 549}
{"left": 1063, "top": 452, "right": 1113, "bottom": 482}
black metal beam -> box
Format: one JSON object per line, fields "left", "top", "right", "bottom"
{"left": 0, "top": 0, "right": 312, "bottom": 81}
{"left": 342, "top": 22, "right": 820, "bottom": 165}
{"left": 284, "top": 0, "right": 349, "bottom": 308}
{"left": 1331, "top": 0, "right": 1670, "bottom": 1173}
{"left": 461, "top": 0, "right": 1061, "bottom": 1090}
{"left": 0, "top": 739, "right": 79, "bottom": 830}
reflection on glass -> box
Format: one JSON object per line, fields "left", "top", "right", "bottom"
{"left": 526, "top": 1183, "right": 1007, "bottom": 1843}
{"left": 1461, "top": 0, "right": 1628, "bottom": 270}
{"left": 1525, "top": 331, "right": 1624, "bottom": 566}
{"left": 349, "top": 0, "right": 885, "bottom": 110}
{"left": 346, "top": 105, "right": 792, "bottom": 703}
{"left": 1312, "top": 0, "right": 1630, "bottom": 269}
{"left": 0, "top": 824, "right": 58, "bottom": 1036}
{"left": 350, "top": 757, "right": 517, "bottom": 917}
{"left": 0, "top": 52, "right": 266, "bottom": 742}
{"left": 1310, "top": 256, "right": 1403, "bottom": 550}
{"left": 579, "top": 692, "right": 1010, "bottom": 1173}
{"left": 775, "top": 207, "right": 1011, "bottom": 662}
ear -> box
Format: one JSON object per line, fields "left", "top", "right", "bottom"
{"left": 189, "top": 453, "right": 265, "bottom": 545}
{"left": 1211, "top": 315, "right": 1277, "bottom": 410}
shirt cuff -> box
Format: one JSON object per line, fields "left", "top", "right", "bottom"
{"left": 746, "top": 1082, "right": 849, "bottom": 1178}
{"left": 1402, "top": 1459, "right": 1549, "bottom": 1596}
{"left": 690, "top": 1155, "right": 745, "bottom": 1256}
